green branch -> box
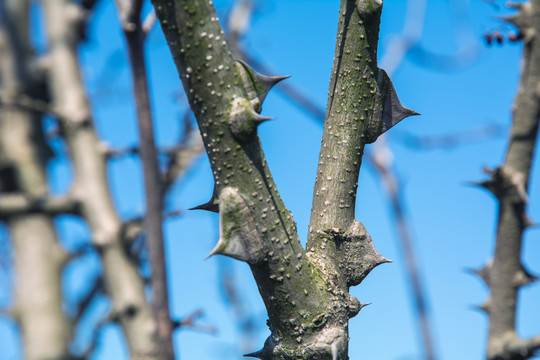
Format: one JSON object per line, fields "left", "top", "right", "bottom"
{"left": 152, "top": 0, "right": 416, "bottom": 358}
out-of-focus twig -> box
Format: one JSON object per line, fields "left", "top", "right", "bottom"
{"left": 117, "top": 0, "right": 175, "bottom": 358}
{"left": 142, "top": 10, "right": 157, "bottom": 38}
{"left": 374, "top": 0, "right": 438, "bottom": 357}
{"left": 0, "top": 194, "right": 80, "bottom": 218}
{"left": 367, "top": 139, "right": 436, "bottom": 360}
{"left": 163, "top": 111, "right": 205, "bottom": 195}
{"left": 221, "top": 268, "right": 257, "bottom": 352}
{"left": 227, "top": 0, "right": 326, "bottom": 123}
{"left": 0, "top": 2, "right": 71, "bottom": 359}
{"left": 74, "top": 312, "right": 111, "bottom": 360}
{"left": 172, "top": 309, "right": 217, "bottom": 334}
{"left": 474, "top": 3, "right": 540, "bottom": 359}
{"left": 379, "top": 0, "right": 427, "bottom": 76}
{"left": 43, "top": 0, "right": 157, "bottom": 358}
{"left": 395, "top": 123, "right": 505, "bottom": 150}
{"left": 72, "top": 276, "right": 103, "bottom": 325}
{"left": 382, "top": 0, "right": 481, "bottom": 72}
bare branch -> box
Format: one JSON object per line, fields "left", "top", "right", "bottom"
{"left": 0, "top": 92, "right": 56, "bottom": 115}
{"left": 172, "top": 309, "right": 217, "bottom": 334}
{"left": 116, "top": 0, "right": 175, "bottom": 357}
{"left": 163, "top": 112, "right": 205, "bottom": 193}
{"left": 42, "top": 1, "right": 158, "bottom": 358}
{"left": 74, "top": 312, "right": 111, "bottom": 360}
{"left": 0, "top": 194, "right": 80, "bottom": 218}
{"left": 73, "top": 276, "right": 103, "bottom": 324}
{"left": 367, "top": 139, "right": 436, "bottom": 360}
{"left": 475, "top": 2, "right": 540, "bottom": 359}
{"left": 142, "top": 10, "right": 157, "bottom": 37}
{"left": 396, "top": 124, "right": 505, "bottom": 150}
{"left": 0, "top": 1, "right": 71, "bottom": 358}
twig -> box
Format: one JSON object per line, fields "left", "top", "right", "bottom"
{"left": 43, "top": 0, "right": 157, "bottom": 358}
{"left": 118, "top": 0, "right": 175, "bottom": 358}
{"left": 163, "top": 111, "right": 204, "bottom": 194}
{"left": 395, "top": 124, "right": 505, "bottom": 150}
{"left": 0, "top": 2, "right": 72, "bottom": 358}
{"left": 142, "top": 10, "right": 157, "bottom": 38}
{"left": 73, "top": 276, "right": 103, "bottom": 324}
{"left": 367, "top": 139, "right": 436, "bottom": 360}
{"left": 75, "top": 312, "right": 111, "bottom": 360}
{"left": 474, "top": 3, "right": 540, "bottom": 359}
{"left": 172, "top": 309, "right": 217, "bottom": 334}
{"left": 0, "top": 194, "right": 80, "bottom": 218}
{"left": 0, "top": 92, "right": 56, "bottom": 115}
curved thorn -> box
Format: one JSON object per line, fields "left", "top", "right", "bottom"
{"left": 236, "top": 59, "right": 290, "bottom": 105}
{"left": 205, "top": 239, "right": 224, "bottom": 260}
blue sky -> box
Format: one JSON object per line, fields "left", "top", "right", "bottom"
{"left": 1, "top": 0, "right": 539, "bottom": 359}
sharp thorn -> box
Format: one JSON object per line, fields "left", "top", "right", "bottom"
{"left": 189, "top": 187, "right": 219, "bottom": 213}
{"left": 244, "top": 349, "right": 265, "bottom": 359}
{"left": 205, "top": 239, "right": 224, "bottom": 260}
{"left": 377, "top": 255, "right": 392, "bottom": 265}
{"left": 189, "top": 201, "right": 219, "bottom": 213}
{"left": 236, "top": 59, "right": 290, "bottom": 105}
{"left": 253, "top": 113, "right": 274, "bottom": 124}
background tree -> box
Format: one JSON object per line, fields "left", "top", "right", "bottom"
{"left": 474, "top": 2, "right": 540, "bottom": 359}
{"left": 0, "top": 1, "right": 539, "bottom": 360}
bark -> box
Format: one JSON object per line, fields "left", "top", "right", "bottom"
{"left": 42, "top": 1, "right": 159, "bottom": 358}
{"left": 0, "top": 1, "right": 71, "bottom": 359}
{"left": 475, "top": 2, "right": 540, "bottom": 359}
{"left": 151, "top": 0, "right": 416, "bottom": 358}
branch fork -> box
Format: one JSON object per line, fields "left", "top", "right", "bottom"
{"left": 152, "top": 0, "right": 417, "bottom": 358}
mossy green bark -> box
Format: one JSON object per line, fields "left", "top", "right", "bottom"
{"left": 152, "top": 0, "right": 415, "bottom": 358}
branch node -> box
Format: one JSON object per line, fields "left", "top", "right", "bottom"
{"left": 235, "top": 59, "right": 290, "bottom": 113}
{"left": 333, "top": 221, "right": 391, "bottom": 288}
{"left": 207, "top": 187, "right": 266, "bottom": 265}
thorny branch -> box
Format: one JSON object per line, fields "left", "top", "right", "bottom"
{"left": 229, "top": 2, "right": 438, "bottom": 358}
{"left": 474, "top": 2, "right": 540, "bottom": 360}
{"left": 151, "top": 0, "right": 417, "bottom": 358}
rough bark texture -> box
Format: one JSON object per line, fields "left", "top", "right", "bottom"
{"left": 151, "top": 0, "right": 416, "bottom": 358}
{"left": 0, "top": 1, "right": 71, "bottom": 359}
{"left": 476, "top": 2, "right": 540, "bottom": 359}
